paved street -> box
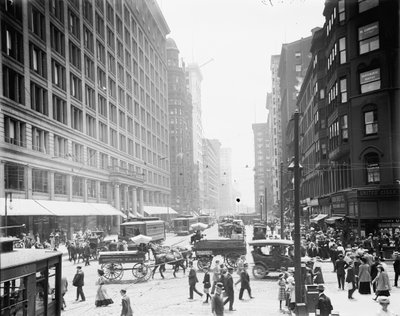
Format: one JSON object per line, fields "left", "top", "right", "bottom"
{"left": 60, "top": 226, "right": 400, "bottom": 316}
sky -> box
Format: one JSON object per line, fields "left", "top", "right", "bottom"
{"left": 157, "top": 0, "right": 325, "bottom": 207}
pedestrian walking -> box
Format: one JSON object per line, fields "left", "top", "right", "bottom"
{"left": 211, "top": 282, "right": 224, "bottom": 316}
{"left": 84, "top": 243, "right": 91, "bottom": 266}
{"left": 277, "top": 273, "right": 286, "bottom": 310}
{"left": 61, "top": 276, "right": 68, "bottom": 310}
{"left": 211, "top": 260, "right": 221, "bottom": 294}
{"left": 371, "top": 256, "right": 381, "bottom": 292}
{"left": 393, "top": 252, "right": 400, "bottom": 287}
{"left": 188, "top": 261, "right": 203, "bottom": 299}
{"left": 286, "top": 276, "right": 296, "bottom": 313}
{"left": 335, "top": 254, "right": 347, "bottom": 290}
{"left": 345, "top": 261, "right": 356, "bottom": 299}
{"left": 315, "top": 284, "right": 333, "bottom": 316}
{"left": 236, "top": 263, "right": 253, "bottom": 300}
{"left": 203, "top": 267, "right": 212, "bottom": 303}
{"left": 95, "top": 269, "right": 113, "bottom": 307}
{"left": 373, "top": 264, "right": 391, "bottom": 300}
{"left": 223, "top": 267, "right": 235, "bottom": 311}
{"left": 312, "top": 257, "right": 325, "bottom": 284}
{"left": 120, "top": 289, "right": 133, "bottom": 316}
{"left": 376, "top": 297, "right": 399, "bottom": 316}
{"left": 358, "top": 257, "right": 372, "bottom": 294}
{"left": 72, "top": 266, "right": 85, "bottom": 302}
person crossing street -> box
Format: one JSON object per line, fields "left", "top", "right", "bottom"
{"left": 235, "top": 263, "right": 253, "bottom": 300}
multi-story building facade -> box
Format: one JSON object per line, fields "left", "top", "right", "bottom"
{"left": 269, "top": 56, "right": 282, "bottom": 209}
{"left": 0, "top": 0, "right": 170, "bottom": 238}
{"left": 252, "top": 122, "right": 272, "bottom": 220}
{"left": 298, "top": 0, "right": 400, "bottom": 236}
{"left": 166, "top": 38, "right": 194, "bottom": 215}
{"left": 202, "top": 138, "right": 221, "bottom": 215}
{"left": 186, "top": 63, "right": 204, "bottom": 214}
{"left": 219, "top": 147, "right": 234, "bottom": 215}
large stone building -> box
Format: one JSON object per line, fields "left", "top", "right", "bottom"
{"left": 202, "top": 138, "right": 221, "bottom": 215}
{"left": 186, "top": 63, "right": 204, "bottom": 214}
{"left": 166, "top": 38, "right": 195, "bottom": 215}
{"left": 297, "top": 0, "right": 400, "bottom": 236}
{"left": 252, "top": 122, "right": 273, "bottom": 221}
{"left": 0, "top": 0, "right": 170, "bottom": 238}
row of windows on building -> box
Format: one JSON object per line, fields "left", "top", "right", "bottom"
{"left": 4, "top": 160, "right": 170, "bottom": 195}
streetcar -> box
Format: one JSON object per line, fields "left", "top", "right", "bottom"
{"left": 197, "top": 214, "right": 213, "bottom": 228}
{"left": 172, "top": 216, "right": 198, "bottom": 235}
{"left": 120, "top": 219, "right": 166, "bottom": 242}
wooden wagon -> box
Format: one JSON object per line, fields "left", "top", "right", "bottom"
{"left": 192, "top": 238, "right": 247, "bottom": 269}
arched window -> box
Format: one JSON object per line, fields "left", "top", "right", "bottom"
{"left": 364, "top": 152, "right": 380, "bottom": 184}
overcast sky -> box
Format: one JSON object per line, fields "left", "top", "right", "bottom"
{"left": 157, "top": 0, "right": 325, "bottom": 207}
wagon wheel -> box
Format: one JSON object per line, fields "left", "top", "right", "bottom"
{"left": 252, "top": 264, "right": 268, "bottom": 279}
{"left": 225, "top": 253, "right": 240, "bottom": 268}
{"left": 197, "top": 257, "right": 212, "bottom": 270}
{"left": 132, "top": 263, "right": 149, "bottom": 279}
{"left": 101, "top": 262, "right": 124, "bottom": 280}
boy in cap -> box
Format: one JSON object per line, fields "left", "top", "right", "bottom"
{"left": 120, "top": 289, "right": 133, "bottom": 316}
{"left": 223, "top": 267, "right": 235, "bottom": 311}
{"left": 211, "top": 282, "right": 224, "bottom": 316}
{"left": 235, "top": 263, "right": 253, "bottom": 300}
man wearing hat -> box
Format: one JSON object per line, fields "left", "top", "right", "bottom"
{"left": 223, "top": 267, "right": 235, "bottom": 311}
{"left": 211, "top": 282, "right": 224, "bottom": 316}
{"left": 334, "top": 253, "right": 348, "bottom": 290}
{"left": 72, "top": 266, "right": 85, "bottom": 301}
{"left": 315, "top": 284, "right": 333, "bottom": 316}
{"left": 393, "top": 252, "right": 400, "bottom": 287}
{"left": 236, "top": 263, "right": 253, "bottom": 300}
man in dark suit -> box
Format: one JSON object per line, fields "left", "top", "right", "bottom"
{"left": 223, "top": 267, "right": 235, "bottom": 311}
{"left": 334, "top": 254, "right": 348, "bottom": 290}
{"left": 72, "top": 266, "right": 85, "bottom": 301}
{"left": 188, "top": 261, "right": 203, "bottom": 299}
{"left": 236, "top": 263, "right": 253, "bottom": 300}
{"left": 315, "top": 284, "right": 333, "bottom": 316}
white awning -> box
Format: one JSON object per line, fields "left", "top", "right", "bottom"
{"left": 325, "top": 216, "right": 344, "bottom": 224}
{"left": 35, "top": 200, "right": 124, "bottom": 217}
{"left": 310, "top": 214, "right": 328, "bottom": 223}
{"left": 0, "top": 198, "right": 55, "bottom": 216}
{"left": 143, "top": 206, "right": 177, "bottom": 215}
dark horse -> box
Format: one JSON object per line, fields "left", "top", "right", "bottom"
{"left": 149, "top": 244, "right": 186, "bottom": 279}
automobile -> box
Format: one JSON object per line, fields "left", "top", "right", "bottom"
{"left": 248, "top": 239, "right": 310, "bottom": 279}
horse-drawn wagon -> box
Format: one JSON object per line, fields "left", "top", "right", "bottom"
{"left": 192, "top": 238, "right": 247, "bottom": 269}
{"left": 98, "top": 250, "right": 151, "bottom": 281}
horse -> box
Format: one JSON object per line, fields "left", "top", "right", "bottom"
{"left": 175, "top": 245, "right": 193, "bottom": 268}
{"left": 148, "top": 244, "right": 186, "bottom": 279}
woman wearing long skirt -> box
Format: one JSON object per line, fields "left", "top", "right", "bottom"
{"left": 95, "top": 270, "right": 114, "bottom": 307}
{"left": 372, "top": 265, "right": 391, "bottom": 300}
{"left": 312, "top": 257, "right": 325, "bottom": 284}
{"left": 277, "top": 273, "right": 286, "bottom": 310}
{"left": 358, "top": 257, "right": 371, "bottom": 294}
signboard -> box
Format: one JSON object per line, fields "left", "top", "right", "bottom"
{"left": 360, "top": 69, "right": 380, "bottom": 84}
{"left": 196, "top": 250, "right": 213, "bottom": 256}
{"left": 359, "top": 22, "right": 379, "bottom": 40}
{"left": 358, "top": 188, "right": 400, "bottom": 197}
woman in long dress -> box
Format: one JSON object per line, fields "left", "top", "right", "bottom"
{"left": 95, "top": 270, "right": 114, "bottom": 307}
{"left": 372, "top": 264, "right": 391, "bottom": 300}
{"left": 358, "top": 257, "right": 371, "bottom": 294}
{"left": 312, "top": 257, "right": 325, "bottom": 284}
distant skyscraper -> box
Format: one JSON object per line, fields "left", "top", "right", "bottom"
{"left": 202, "top": 139, "right": 221, "bottom": 215}
{"left": 219, "top": 148, "right": 234, "bottom": 215}
{"left": 186, "top": 63, "right": 204, "bottom": 213}
{"left": 269, "top": 55, "right": 282, "bottom": 208}
{"left": 252, "top": 122, "right": 272, "bottom": 220}
{"left": 166, "top": 38, "right": 195, "bottom": 214}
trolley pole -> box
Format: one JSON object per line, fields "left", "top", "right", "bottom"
{"left": 293, "top": 110, "right": 304, "bottom": 310}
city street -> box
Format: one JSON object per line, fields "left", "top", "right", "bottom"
{"left": 60, "top": 226, "right": 400, "bottom": 316}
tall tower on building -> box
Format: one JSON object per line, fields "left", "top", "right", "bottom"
{"left": 186, "top": 63, "right": 204, "bottom": 214}
{"left": 166, "top": 38, "right": 195, "bottom": 214}
{"left": 0, "top": 0, "right": 170, "bottom": 237}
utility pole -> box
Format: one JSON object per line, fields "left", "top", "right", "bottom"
{"left": 280, "top": 162, "right": 284, "bottom": 239}
{"left": 293, "top": 110, "right": 304, "bottom": 312}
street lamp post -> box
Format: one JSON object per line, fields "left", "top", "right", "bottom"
{"left": 293, "top": 110, "right": 305, "bottom": 312}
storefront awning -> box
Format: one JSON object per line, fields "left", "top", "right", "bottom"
{"left": 310, "top": 214, "right": 328, "bottom": 223}
{"left": 144, "top": 206, "right": 177, "bottom": 215}
{"left": 0, "top": 198, "right": 55, "bottom": 216}
{"left": 34, "top": 200, "right": 124, "bottom": 217}
{"left": 325, "top": 216, "right": 344, "bottom": 224}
